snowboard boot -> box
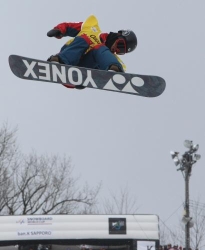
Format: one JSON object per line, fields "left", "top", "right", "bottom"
{"left": 75, "top": 85, "right": 86, "bottom": 90}
{"left": 47, "top": 55, "right": 86, "bottom": 90}
{"left": 108, "top": 65, "right": 122, "bottom": 72}
{"left": 47, "top": 55, "right": 61, "bottom": 64}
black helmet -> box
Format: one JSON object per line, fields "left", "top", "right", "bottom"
{"left": 118, "top": 30, "right": 137, "bottom": 53}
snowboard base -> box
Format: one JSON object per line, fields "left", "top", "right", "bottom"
{"left": 9, "top": 55, "right": 166, "bottom": 97}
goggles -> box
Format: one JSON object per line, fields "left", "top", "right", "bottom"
{"left": 111, "top": 37, "right": 127, "bottom": 55}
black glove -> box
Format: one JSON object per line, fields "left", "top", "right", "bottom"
{"left": 47, "top": 29, "right": 62, "bottom": 37}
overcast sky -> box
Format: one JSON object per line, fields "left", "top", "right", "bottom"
{"left": 1, "top": 0, "right": 205, "bottom": 242}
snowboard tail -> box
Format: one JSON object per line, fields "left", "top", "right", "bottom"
{"left": 9, "top": 55, "right": 166, "bottom": 97}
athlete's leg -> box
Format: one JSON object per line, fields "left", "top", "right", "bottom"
{"left": 48, "top": 36, "right": 90, "bottom": 65}
{"left": 91, "top": 45, "right": 124, "bottom": 72}
{"left": 77, "top": 51, "right": 98, "bottom": 69}
{"left": 78, "top": 45, "right": 124, "bottom": 72}
{"left": 59, "top": 37, "right": 90, "bottom": 65}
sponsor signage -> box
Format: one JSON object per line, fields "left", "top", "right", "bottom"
{"left": 109, "top": 218, "right": 126, "bottom": 234}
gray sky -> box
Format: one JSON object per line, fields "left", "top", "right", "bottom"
{"left": 1, "top": 0, "right": 205, "bottom": 240}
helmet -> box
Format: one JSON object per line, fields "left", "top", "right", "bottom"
{"left": 118, "top": 30, "right": 137, "bottom": 53}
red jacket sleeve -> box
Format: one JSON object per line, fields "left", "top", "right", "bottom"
{"left": 100, "top": 33, "right": 109, "bottom": 44}
{"left": 54, "top": 22, "right": 83, "bottom": 37}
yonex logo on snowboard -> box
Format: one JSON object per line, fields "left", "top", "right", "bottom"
{"left": 22, "top": 59, "right": 144, "bottom": 94}
{"left": 22, "top": 59, "right": 97, "bottom": 88}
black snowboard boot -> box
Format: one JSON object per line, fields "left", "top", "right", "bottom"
{"left": 47, "top": 55, "right": 85, "bottom": 90}
{"left": 109, "top": 65, "right": 123, "bottom": 72}
{"left": 47, "top": 55, "right": 60, "bottom": 63}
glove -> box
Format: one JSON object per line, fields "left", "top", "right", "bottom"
{"left": 47, "top": 29, "right": 62, "bottom": 38}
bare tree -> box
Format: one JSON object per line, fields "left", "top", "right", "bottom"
{"left": 101, "top": 185, "right": 139, "bottom": 214}
{"left": 0, "top": 123, "right": 20, "bottom": 213}
{"left": 189, "top": 198, "right": 205, "bottom": 250}
{"left": 2, "top": 152, "right": 101, "bottom": 215}
{"left": 164, "top": 198, "right": 205, "bottom": 249}
{"left": 0, "top": 123, "right": 101, "bottom": 215}
{"left": 159, "top": 219, "right": 183, "bottom": 247}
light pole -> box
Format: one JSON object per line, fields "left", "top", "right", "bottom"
{"left": 170, "top": 140, "right": 201, "bottom": 250}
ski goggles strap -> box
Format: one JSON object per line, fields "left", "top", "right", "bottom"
{"left": 111, "top": 37, "right": 127, "bottom": 55}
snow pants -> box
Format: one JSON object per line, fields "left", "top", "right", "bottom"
{"left": 58, "top": 36, "right": 124, "bottom": 72}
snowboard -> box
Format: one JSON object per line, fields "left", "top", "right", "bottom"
{"left": 8, "top": 55, "right": 166, "bottom": 97}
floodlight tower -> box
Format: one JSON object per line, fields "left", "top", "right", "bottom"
{"left": 170, "top": 140, "right": 201, "bottom": 250}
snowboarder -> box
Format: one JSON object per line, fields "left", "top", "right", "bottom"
{"left": 9, "top": 15, "right": 166, "bottom": 97}
{"left": 47, "top": 15, "right": 137, "bottom": 89}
